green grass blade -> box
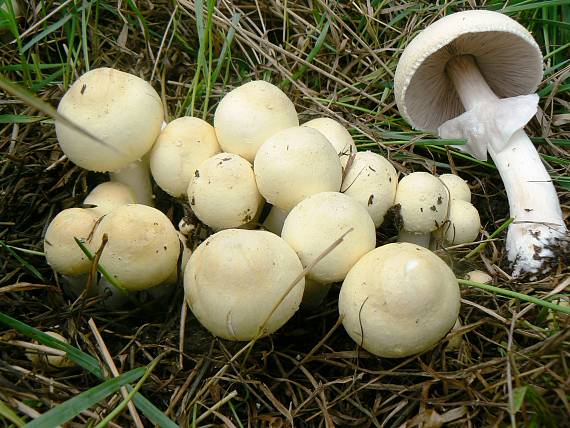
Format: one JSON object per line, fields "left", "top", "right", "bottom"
{"left": 23, "top": 367, "right": 145, "bottom": 428}
{"left": 0, "top": 240, "right": 45, "bottom": 281}
{"left": 0, "top": 314, "right": 179, "bottom": 427}
{"left": 94, "top": 357, "right": 160, "bottom": 428}
{"left": 0, "top": 312, "right": 103, "bottom": 375}
{"left": 0, "top": 114, "right": 45, "bottom": 123}
{"left": 129, "top": 393, "right": 179, "bottom": 428}
{"left": 458, "top": 279, "right": 570, "bottom": 315}
{"left": 0, "top": 399, "right": 25, "bottom": 427}
{"left": 462, "top": 218, "right": 514, "bottom": 260}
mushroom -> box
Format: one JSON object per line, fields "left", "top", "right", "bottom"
{"left": 188, "top": 153, "right": 263, "bottom": 230}
{"left": 394, "top": 10, "right": 567, "bottom": 276}
{"left": 338, "top": 242, "right": 460, "bottom": 358}
{"left": 83, "top": 181, "right": 136, "bottom": 216}
{"left": 44, "top": 208, "right": 98, "bottom": 276}
{"left": 394, "top": 172, "right": 449, "bottom": 247}
{"left": 26, "top": 331, "right": 75, "bottom": 369}
{"left": 433, "top": 199, "right": 481, "bottom": 246}
{"left": 214, "top": 80, "right": 299, "bottom": 162}
{"left": 91, "top": 204, "right": 180, "bottom": 291}
{"left": 302, "top": 117, "right": 357, "bottom": 168}
{"left": 281, "top": 192, "right": 376, "bottom": 283}
{"left": 465, "top": 270, "right": 492, "bottom": 284}
{"left": 184, "top": 229, "right": 305, "bottom": 340}
{"left": 439, "top": 173, "right": 471, "bottom": 202}
{"left": 55, "top": 68, "right": 164, "bottom": 205}
{"left": 262, "top": 206, "right": 289, "bottom": 236}
{"left": 341, "top": 151, "right": 398, "bottom": 227}
{"left": 254, "top": 126, "right": 342, "bottom": 211}
{"left": 150, "top": 117, "right": 221, "bottom": 197}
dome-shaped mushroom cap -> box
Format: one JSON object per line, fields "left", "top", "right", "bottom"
{"left": 395, "top": 172, "right": 449, "bottom": 233}
{"left": 342, "top": 151, "right": 398, "bottom": 227}
{"left": 84, "top": 182, "right": 136, "bottom": 216}
{"left": 91, "top": 204, "right": 180, "bottom": 291}
{"left": 150, "top": 117, "right": 221, "bottom": 197}
{"left": 26, "top": 331, "right": 75, "bottom": 369}
{"left": 435, "top": 200, "right": 481, "bottom": 245}
{"left": 281, "top": 192, "right": 376, "bottom": 283}
{"left": 339, "top": 243, "right": 460, "bottom": 358}
{"left": 44, "top": 208, "right": 98, "bottom": 276}
{"left": 394, "top": 10, "right": 543, "bottom": 131}
{"left": 188, "top": 153, "right": 263, "bottom": 231}
{"left": 214, "top": 80, "right": 299, "bottom": 162}
{"left": 302, "top": 118, "right": 356, "bottom": 167}
{"left": 254, "top": 126, "right": 343, "bottom": 211}
{"left": 55, "top": 68, "right": 164, "bottom": 172}
{"left": 184, "top": 229, "right": 305, "bottom": 341}
{"left": 439, "top": 173, "right": 471, "bottom": 202}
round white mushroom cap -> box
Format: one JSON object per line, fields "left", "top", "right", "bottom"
{"left": 184, "top": 229, "right": 305, "bottom": 341}
{"left": 281, "top": 192, "right": 376, "bottom": 283}
{"left": 339, "top": 242, "right": 460, "bottom": 358}
{"left": 26, "top": 331, "right": 74, "bottom": 369}
{"left": 439, "top": 173, "right": 471, "bottom": 202}
{"left": 84, "top": 182, "right": 136, "bottom": 216}
{"left": 44, "top": 208, "right": 98, "bottom": 276}
{"left": 394, "top": 172, "right": 449, "bottom": 233}
{"left": 188, "top": 153, "right": 263, "bottom": 230}
{"left": 434, "top": 199, "right": 481, "bottom": 245}
{"left": 341, "top": 151, "right": 398, "bottom": 227}
{"left": 302, "top": 118, "right": 356, "bottom": 167}
{"left": 214, "top": 80, "right": 299, "bottom": 162}
{"left": 254, "top": 126, "right": 342, "bottom": 211}
{"left": 55, "top": 67, "right": 164, "bottom": 172}
{"left": 465, "top": 270, "right": 492, "bottom": 284}
{"left": 394, "top": 10, "right": 543, "bottom": 131}
{"left": 150, "top": 117, "right": 221, "bottom": 197}
{"left": 91, "top": 204, "right": 180, "bottom": 291}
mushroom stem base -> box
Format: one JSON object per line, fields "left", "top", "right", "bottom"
{"left": 110, "top": 154, "right": 154, "bottom": 206}
{"left": 442, "top": 56, "right": 568, "bottom": 276}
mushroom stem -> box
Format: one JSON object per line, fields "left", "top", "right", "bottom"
{"left": 110, "top": 154, "right": 154, "bottom": 206}
{"left": 445, "top": 55, "right": 567, "bottom": 276}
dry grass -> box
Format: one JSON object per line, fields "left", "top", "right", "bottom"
{"left": 1, "top": 0, "right": 569, "bottom": 427}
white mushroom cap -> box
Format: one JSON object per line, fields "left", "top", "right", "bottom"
{"left": 341, "top": 151, "right": 398, "bottom": 227}
{"left": 465, "top": 270, "right": 492, "bottom": 284}
{"left": 435, "top": 200, "right": 481, "bottom": 245}
{"left": 394, "top": 172, "right": 449, "bottom": 233}
{"left": 339, "top": 242, "right": 460, "bottom": 358}
{"left": 150, "top": 117, "right": 221, "bottom": 197}
{"left": 84, "top": 182, "right": 136, "bottom": 216}
{"left": 254, "top": 126, "right": 342, "bottom": 211}
{"left": 184, "top": 229, "right": 305, "bottom": 340}
{"left": 44, "top": 208, "right": 98, "bottom": 276}
{"left": 439, "top": 173, "right": 471, "bottom": 202}
{"left": 394, "top": 10, "right": 543, "bottom": 131}
{"left": 214, "top": 80, "right": 299, "bottom": 161}
{"left": 281, "top": 192, "right": 376, "bottom": 283}
{"left": 26, "top": 331, "right": 74, "bottom": 368}
{"left": 91, "top": 204, "right": 180, "bottom": 291}
{"left": 262, "top": 206, "right": 289, "bottom": 236}
{"left": 55, "top": 68, "right": 164, "bottom": 172}
{"left": 302, "top": 118, "right": 356, "bottom": 167}
{"left": 188, "top": 153, "right": 263, "bottom": 230}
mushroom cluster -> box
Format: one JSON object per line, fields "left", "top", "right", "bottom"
{"left": 47, "top": 70, "right": 469, "bottom": 354}
{"left": 45, "top": 9, "right": 558, "bottom": 358}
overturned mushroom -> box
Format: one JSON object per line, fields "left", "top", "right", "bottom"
{"left": 394, "top": 10, "right": 567, "bottom": 276}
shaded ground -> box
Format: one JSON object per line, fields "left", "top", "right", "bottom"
{"left": 1, "top": 1, "right": 569, "bottom": 427}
